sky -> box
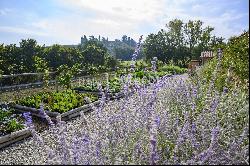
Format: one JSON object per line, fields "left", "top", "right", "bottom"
{"left": 0, "top": 0, "right": 249, "bottom": 46}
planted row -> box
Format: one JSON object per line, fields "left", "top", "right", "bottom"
{"left": 73, "top": 71, "right": 170, "bottom": 93}
{"left": 16, "top": 90, "right": 98, "bottom": 113}
{"left": 73, "top": 77, "right": 122, "bottom": 94}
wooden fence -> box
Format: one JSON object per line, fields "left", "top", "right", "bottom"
{"left": 0, "top": 71, "right": 116, "bottom": 92}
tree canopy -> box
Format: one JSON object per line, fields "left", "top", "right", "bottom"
{"left": 143, "top": 19, "right": 226, "bottom": 67}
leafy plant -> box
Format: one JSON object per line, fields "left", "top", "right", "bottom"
{"left": 74, "top": 77, "right": 123, "bottom": 94}
{"left": 0, "top": 107, "right": 24, "bottom": 136}
{"left": 200, "top": 31, "right": 249, "bottom": 92}
{"left": 160, "top": 65, "right": 187, "bottom": 74}
{"left": 56, "top": 64, "right": 81, "bottom": 89}
{"left": 17, "top": 90, "right": 98, "bottom": 113}
{"left": 5, "top": 119, "right": 24, "bottom": 133}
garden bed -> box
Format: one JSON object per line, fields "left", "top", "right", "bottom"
{"left": 12, "top": 90, "right": 100, "bottom": 121}
{"left": 73, "top": 88, "right": 126, "bottom": 100}
{"left": 0, "top": 105, "right": 28, "bottom": 149}
{"left": 0, "top": 128, "right": 31, "bottom": 149}
{"left": 13, "top": 100, "right": 101, "bottom": 121}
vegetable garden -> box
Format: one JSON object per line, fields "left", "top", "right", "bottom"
{"left": 0, "top": 32, "right": 249, "bottom": 165}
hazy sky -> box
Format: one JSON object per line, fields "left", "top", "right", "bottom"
{"left": 0, "top": 0, "right": 249, "bottom": 46}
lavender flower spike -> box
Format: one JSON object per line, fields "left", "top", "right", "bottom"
{"left": 23, "top": 112, "right": 33, "bottom": 128}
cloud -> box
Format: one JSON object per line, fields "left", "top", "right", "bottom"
{"left": 55, "top": 0, "right": 162, "bottom": 29}
{"left": 28, "top": 16, "right": 141, "bottom": 44}
{"left": 57, "top": 0, "right": 164, "bottom": 22}
{"left": 0, "top": 25, "right": 49, "bottom": 36}
{"left": 23, "top": 0, "right": 166, "bottom": 44}
{"left": 153, "top": 0, "right": 249, "bottom": 39}
{"left": 37, "top": 0, "right": 249, "bottom": 44}
{"left": 0, "top": 0, "right": 248, "bottom": 45}
{"left": 0, "top": 8, "right": 13, "bottom": 16}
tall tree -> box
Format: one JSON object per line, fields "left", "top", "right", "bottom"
{"left": 143, "top": 19, "right": 223, "bottom": 65}
{"left": 184, "top": 20, "right": 203, "bottom": 58}
{"left": 82, "top": 41, "right": 107, "bottom": 67}
{"left": 19, "top": 39, "right": 40, "bottom": 72}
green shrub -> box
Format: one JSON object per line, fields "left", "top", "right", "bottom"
{"left": 133, "top": 71, "right": 145, "bottom": 79}
{"left": 222, "top": 31, "right": 249, "bottom": 81}
{"left": 160, "top": 65, "right": 187, "bottom": 74}
{"left": 200, "top": 31, "right": 249, "bottom": 92}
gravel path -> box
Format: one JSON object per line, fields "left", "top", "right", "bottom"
{"left": 0, "top": 74, "right": 189, "bottom": 165}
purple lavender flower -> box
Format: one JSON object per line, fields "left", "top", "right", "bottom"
{"left": 130, "top": 35, "right": 143, "bottom": 73}
{"left": 150, "top": 134, "right": 157, "bottom": 165}
{"left": 155, "top": 116, "right": 160, "bottom": 127}
{"left": 72, "top": 136, "right": 80, "bottom": 164}
{"left": 22, "top": 112, "right": 32, "bottom": 127}
{"left": 190, "top": 122, "right": 199, "bottom": 149}
{"left": 39, "top": 104, "right": 54, "bottom": 126}
{"left": 96, "top": 141, "right": 101, "bottom": 157}
{"left": 210, "top": 97, "right": 219, "bottom": 113}
{"left": 195, "top": 126, "right": 220, "bottom": 164}
{"left": 223, "top": 87, "right": 228, "bottom": 94}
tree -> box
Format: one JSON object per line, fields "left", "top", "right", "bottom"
{"left": 143, "top": 19, "right": 223, "bottom": 66}
{"left": 33, "top": 56, "right": 50, "bottom": 87}
{"left": 113, "top": 44, "right": 134, "bottom": 60}
{"left": 105, "top": 55, "right": 117, "bottom": 70}
{"left": 19, "top": 39, "right": 41, "bottom": 72}
{"left": 166, "top": 19, "right": 185, "bottom": 48}
{"left": 183, "top": 20, "right": 203, "bottom": 58}
{"left": 210, "top": 36, "right": 225, "bottom": 48}
{"left": 122, "top": 35, "right": 127, "bottom": 43}
{"left": 42, "top": 44, "right": 82, "bottom": 70}
{"left": 143, "top": 29, "right": 173, "bottom": 63}
{"left": 0, "top": 44, "right": 5, "bottom": 75}
{"left": 33, "top": 56, "right": 48, "bottom": 73}
{"left": 3, "top": 44, "right": 21, "bottom": 74}
{"left": 166, "top": 19, "right": 187, "bottom": 62}
{"left": 82, "top": 41, "right": 107, "bottom": 67}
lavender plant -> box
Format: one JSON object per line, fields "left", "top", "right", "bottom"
{"left": 18, "top": 41, "right": 249, "bottom": 165}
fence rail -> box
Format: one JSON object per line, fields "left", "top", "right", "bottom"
{"left": 0, "top": 71, "right": 117, "bottom": 92}
{"left": 1, "top": 72, "right": 57, "bottom": 78}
